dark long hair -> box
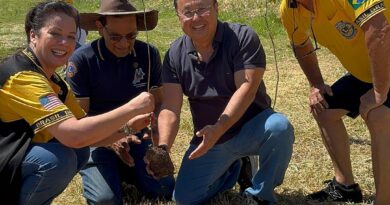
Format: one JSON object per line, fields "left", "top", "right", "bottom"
{"left": 24, "top": 0, "right": 79, "bottom": 43}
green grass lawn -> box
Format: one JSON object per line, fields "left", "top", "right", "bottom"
{"left": 1, "top": 0, "right": 374, "bottom": 204}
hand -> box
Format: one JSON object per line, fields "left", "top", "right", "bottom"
{"left": 141, "top": 127, "right": 152, "bottom": 140}
{"left": 189, "top": 124, "right": 223, "bottom": 160}
{"left": 127, "top": 112, "right": 152, "bottom": 132}
{"left": 360, "top": 89, "right": 386, "bottom": 120}
{"left": 107, "top": 137, "right": 139, "bottom": 167}
{"left": 129, "top": 92, "right": 155, "bottom": 114}
{"left": 141, "top": 126, "right": 159, "bottom": 141}
{"left": 141, "top": 114, "right": 159, "bottom": 144}
{"left": 309, "top": 84, "right": 333, "bottom": 115}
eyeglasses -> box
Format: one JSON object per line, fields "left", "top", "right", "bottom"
{"left": 178, "top": 5, "right": 213, "bottom": 19}
{"left": 103, "top": 27, "right": 138, "bottom": 42}
{"left": 291, "top": 10, "right": 320, "bottom": 60}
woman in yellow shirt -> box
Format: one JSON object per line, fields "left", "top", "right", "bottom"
{"left": 0, "top": 1, "right": 154, "bottom": 203}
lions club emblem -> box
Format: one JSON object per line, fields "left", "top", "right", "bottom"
{"left": 66, "top": 62, "right": 78, "bottom": 78}
{"left": 335, "top": 21, "right": 357, "bottom": 40}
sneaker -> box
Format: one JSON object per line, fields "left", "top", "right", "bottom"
{"left": 237, "top": 156, "right": 253, "bottom": 193}
{"left": 242, "top": 192, "right": 270, "bottom": 205}
{"left": 306, "top": 178, "right": 363, "bottom": 203}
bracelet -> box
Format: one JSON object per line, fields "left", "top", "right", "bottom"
{"left": 119, "top": 124, "right": 138, "bottom": 136}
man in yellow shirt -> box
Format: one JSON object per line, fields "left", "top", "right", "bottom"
{"left": 280, "top": 0, "right": 390, "bottom": 204}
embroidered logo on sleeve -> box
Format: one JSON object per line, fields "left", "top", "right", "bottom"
{"left": 335, "top": 21, "right": 357, "bottom": 39}
{"left": 39, "top": 94, "right": 63, "bottom": 110}
{"left": 66, "top": 62, "right": 78, "bottom": 78}
{"left": 348, "top": 0, "right": 368, "bottom": 10}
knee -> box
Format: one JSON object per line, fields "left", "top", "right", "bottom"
{"left": 364, "top": 107, "right": 386, "bottom": 129}
{"left": 34, "top": 146, "right": 79, "bottom": 193}
{"left": 46, "top": 147, "right": 78, "bottom": 182}
{"left": 265, "top": 114, "right": 295, "bottom": 146}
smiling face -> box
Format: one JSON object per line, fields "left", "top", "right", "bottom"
{"left": 176, "top": 0, "right": 218, "bottom": 46}
{"left": 30, "top": 12, "right": 77, "bottom": 72}
{"left": 97, "top": 15, "right": 138, "bottom": 58}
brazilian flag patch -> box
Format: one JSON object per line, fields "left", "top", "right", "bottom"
{"left": 348, "top": 0, "right": 368, "bottom": 10}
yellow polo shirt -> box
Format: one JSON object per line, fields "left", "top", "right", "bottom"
{"left": 280, "top": 0, "right": 390, "bottom": 83}
{"left": 0, "top": 70, "right": 85, "bottom": 143}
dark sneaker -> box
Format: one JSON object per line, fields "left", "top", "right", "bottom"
{"left": 237, "top": 156, "right": 253, "bottom": 193}
{"left": 306, "top": 178, "right": 363, "bottom": 203}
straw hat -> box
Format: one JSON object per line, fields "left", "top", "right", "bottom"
{"left": 79, "top": 0, "right": 158, "bottom": 31}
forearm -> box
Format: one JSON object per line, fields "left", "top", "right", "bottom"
{"left": 152, "top": 100, "right": 163, "bottom": 133}
{"left": 215, "top": 82, "right": 257, "bottom": 136}
{"left": 91, "top": 131, "right": 125, "bottom": 147}
{"left": 295, "top": 43, "right": 325, "bottom": 87}
{"left": 212, "top": 69, "right": 264, "bottom": 137}
{"left": 365, "top": 19, "right": 390, "bottom": 100}
{"left": 51, "top": 101, "right": 146, "bottom": 148}
{"left": 157, "top": 109, "right": 180, "bottom": 150}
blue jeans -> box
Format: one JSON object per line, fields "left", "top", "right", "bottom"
{"left": 80, "top": 139, "right": 175, "bottom": 205}
{"left": 19, "top": 142, "right": 90, "bottom": 205}
{"left": 173, "top": 109, "right": 294, "bottom": 205}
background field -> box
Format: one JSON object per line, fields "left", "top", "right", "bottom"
{"left": 0, "top": 0, "right": 374, "bottom": 204}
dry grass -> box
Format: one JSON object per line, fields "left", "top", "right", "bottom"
{"left": 0, "top": 0, "right": 375, "bottom": 204}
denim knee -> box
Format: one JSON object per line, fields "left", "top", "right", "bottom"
{"left": 20, "top": 143, "right": 81, "bottom": 204}
{"left": 174, "top": 160, "right": 241, "bottom": 205}
{"left": 265, "top": 114, "right": 295, "bottom": 148}
{"left": 49, "top": 147, "right": 80, "bottom": 188}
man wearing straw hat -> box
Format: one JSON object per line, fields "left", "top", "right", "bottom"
{"left": 65, "top": 0, "right": 174, "bottom": 204}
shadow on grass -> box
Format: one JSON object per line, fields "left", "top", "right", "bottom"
{"left": 279, "top": 191, "right": 375, "bottom": 205}
{"left": 349, "top": 137, "right": 371, "bottom": 146}
{"left": 121, "top": 184, "right": 374, "bottom": 204}
{"left": 204, "top": 189, "right": 308, "bottom": 205}
{"left": 205, "top": 189, "right": 374, "bottom": 205}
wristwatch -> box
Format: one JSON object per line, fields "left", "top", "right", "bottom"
{"left": 119, "top": 124, "right": 138, "bottom": 136}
